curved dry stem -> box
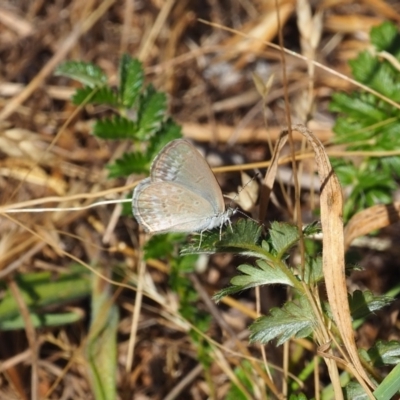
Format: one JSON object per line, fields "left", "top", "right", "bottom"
{"left": 259, "top": 124, "right": 376, "bottom": 396}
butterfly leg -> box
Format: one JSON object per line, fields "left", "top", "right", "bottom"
{"left": 218, "top": 219, "right": 233, "bottom": 241}
{"left": 197, "top": 230, "right": 204, "bottom": 250}
{"left": 228, "top": 219, "right": 233, "bottom": 233}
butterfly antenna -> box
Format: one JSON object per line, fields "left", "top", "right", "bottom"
{"left": 235, "top": 209, "right": 264, "bottom": 226}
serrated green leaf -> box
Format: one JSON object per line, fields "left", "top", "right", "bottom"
{"left": 269, "top": 221, "right": 299, "bottom": 257}
{"left": 370, "top": 21, "right": 399, "bottom": 52}
{"left": 331, "top": 91, "right": 386, "bottom": 122}
{"left": 181, "top": 219, "right": 262, "bottom": 255}
{"left": 55, "top": 61, "right": 107, "bottom": 87}
{"left": 214, "top": 259, "right": 293, "bottom": 301}
{"left": 212, "top": 285, "right": 245, "bottom": 302}
{"left": 333, "top": 159, "right": 396, "bottom": 219}
{"left": 220, "top": 219, "right": 262, "bottom": 247}
{"left": 302, "top": 221, "right": 321, "bottom": 237}
{"left": 146, "top": 119, "right": 183, "bottom": 159}
{"left": 249, "top": 296, "right": 315, "bottom": 345}
{"left": 343, "top": 382, "right": 368, "bottom": 400}
{"left": 364, "top": 188, "right": 392, "bottom": 205}
{"left": 72, "top": 86, "right": 119, "bottom": 106}
{"left": 350, "top": 290, "right": 393, "bottom": 320}
{"left": 382, "top": 155, "right": 400, "bottom": 176}
{"left": 377, "top": 65, "right": 400, "bottom": 97}
{"left": 93, "top": 115, "right": 138, "bottom": 140}
{"left": 137, "top": 85, "right": 167, "bottom": 139}
{"left": 119, "top": 55, "right": 144, "bottom": 108}
{"left": 230, "top": 260, "right": 294, "bottom": 289}
{"left": 108, "top": 151, "right": 150, "bottom": 177}
{"left": 303, "top": 256, "right": 323, "bottom": 284}
{"left": 349, "top": 51, "right": 379, "bottom": 86}
{"left": 331, "top": 159, "right": 358, "bottom": 184}
{"left": 369, "top": 64, "right": 400, "bottom": 102}
{"left": 329, "top": 21, "right": 400, "bottom": 222}
{"left": 367, "top": 340, "right": 400, "bottom": 366}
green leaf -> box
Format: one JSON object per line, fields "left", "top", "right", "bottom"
{"left": 370, "top": 21, "right": 399, "bottom": 52}
{"left": 346, "top": 23, "right": 400, "bottom": 100}
{"left": 176, "top": 253, "right": 199, "bottom": 273}
{"left": 330, "top": 91, "right": 386, "bottom": 122}
{"left": 86, "top": 274, "right": 118, "bottom": 400}
{"left": 219, "top": 219, "right": 262, "bottom": 248}
{"left": 0, "top": 311, "right": 84, "bottom": 331}
{"left": 142, "top": 233, "right": 187, "bottom": 260}
{"left": 249, "top": 296, "right": 315, "bottom": 345}
{"left": 349, "top": 290, "right": 393, "bottom": 320}
{"left": 303, "top": 256, "right": 323, "bottom": 284}
{"left": 108, "top": 151, "right": 150, "bottom": 177}
{"left": 368, "top": 63, "right": 400, "bottom": 102}
{"left": 349, "top": 51, "right": 379, "bottom": 87}
{"left": 373, "top": 361, "right": 400, "bottom": 400}
{"left": 93, "top": 115, "right": 138, "bottom": 140}
{"left": 181, "top": 219, "right": 262, "bottom": 255}
{"left": 108, "top": 120, "right": 182, "bottom": 177}
{"left": 121, "top": 195, "right": 133, "bottom": 216}
{"left": 367, "top": 340, "right": 400, "bottom": 366}
{"left": 137, "top": 85, "right": 167, "bottom": 139}
{"left": 343, "top": 382, "right": 368, "bottom": 400}
{"left": 225, "top": 360, "right": 256, "bottom": 400}
{"left": 382, "top": 154, "right": 400, "bottom": 176}
{"left": 119, "top": 55, "right": 144, "bottom": 108}
{"left": 332, "top": 158, "right": 397, "bottom": 219}
{"left": 269, "top": 221, "right": 300, "bottom": 257}
{"left": 231, "top": 260, "right": 294, "bottom": 289}
{"left": 72, "top": 86, "right": 119, "bottom": 106}
{"left": 146, "top": 119, "right": 183, "bottom": 159}
{"left": 214, "top": 258, "right": 294, "bottom": 302}
{"left": 55, "top": 61, "right": 108, "bottom": 88}
{"left": 289, "top": 395, "right": 308, "bottom": 400}
{"left": 168, "top": 253, "right": 212, "bottom": 359}
{"left": 302, "top": 221, "right": 321, "bottom": 237}
{"left": 261, "top": 240, "right": 270, "bottom": 252}
{"left": 0, "top": 265, "right": 90, "bottom": 330}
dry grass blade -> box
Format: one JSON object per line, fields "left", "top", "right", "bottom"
{"left": 344, "top": 202, "right": 400, "bottom": 251}
{"left": 0, "top": 0, "right": 116, "bottom": 121}
{"left": 2, "top": 0, "right": 400, "bottom": 396}
{"left": 261, "top": 124, "right": 375, "bottom": 394}
{"left": 189, "top": 274, "right": 282, "bottom": 399}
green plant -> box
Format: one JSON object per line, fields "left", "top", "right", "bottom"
{"left": 329, "top": 21, "right": 400, "bottom": 221}
{"left": 0, "top": 265, "right": 90, "bottom": 330}
{"left": 56, "top": 54, "right": 182, "bottom": 178}
{"left": 193, "top": 218, "right": 400, "bottom": 398}
{"left": 56, "top": 55, "right": 219, "bottom": 395}
{"left": 56, "top": 52, "right": 400, "bottom": 398}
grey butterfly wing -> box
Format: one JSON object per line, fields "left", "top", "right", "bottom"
{"left": 132, "top": 179, "right": 219, "bottom": 233}
{"left": 150, "top": 139, "right": 226, "bottom": 213}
